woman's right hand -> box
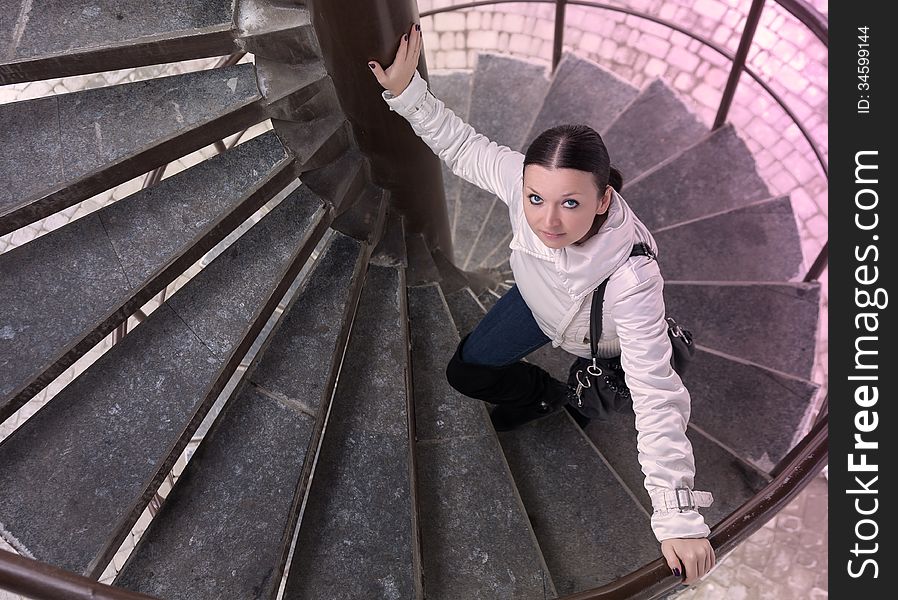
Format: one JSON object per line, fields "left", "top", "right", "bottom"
{"left": 368, "top": 22, "right": 423, "bottom": 97}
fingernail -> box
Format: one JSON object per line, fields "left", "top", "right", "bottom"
{"left": 404, "top": 33, "right": 408, "bottom": 41}
{"left": 416, "top": 23, "right": 421, "bottom": 31}
{"left": 672, "top": 568, "right": 681, "bottom": 577}
{"left": 368, "top": 62, "right": 375, "bottom": 69}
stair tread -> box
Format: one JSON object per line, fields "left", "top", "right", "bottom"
{"left": 114, "top": 232, "right": 365, "bottom": 598}
{"left": 625, "top": 125, "right": 771, "bottom": 231}
{"left": 497, "top": 412, "right": 658, "bottom": 596}
{"left": 603, "top": 79, "right": 708, "bottom": 180}
{"left": 463, "top": 195, "right": 511, "bottom": 271}
{"left": 443, "top": 287, "right": 486, "bottom": 337}
{"left": 405, "top": 232, "right": 441, "bottom": 286}
{"left": 686, "top": 348, "right": 819, "bottom": 473}
{"left": 0, "top": 63, "right": 261, "bottom": 230}
{"left": 0, "top": 131, "right": 292, "bottom": 416}
{"left": 581, "top": 409, "right": 770, "bottom": 529}
{"left": 370, "top": 208, "right": 407, "bottom": 267}
{"left": 430, "top": 71, "right": 473, "bottom": 239}
{"left": 0, "top": 185, "right": 329, "bottom": 575}
{"left": 664, "top": 281, "right": 820, "bottom": 379}
{"left": 430, "top": 246, "right": 470, "bottom": 296}
{"left": 652, "top": 196, "right": 804, "bottom": 281}
{"left": 331, "top": 183, "right": 388, "bottom": 242}
{"left": 1, "top": 1, "right": 232, "bottom": 62}
{"left": 527, "top": 52, "right": 638, "bottom": 146}
{"left": 470, "top": 52, "right": 549, "bottom": 152}
{"left": 283, "top": 264, "right": 418, "bottom": 599}
{"left": 452, "top": 184, "right": 498, "bottom": 267}
{"left": 300, "top": 148, "right": 368, "bottom": 215}
{"left": 407, "top": 284, "right": 553, "bottom": 598}
{"left": 429, "top": 71, "right": 473, "bottom": 121}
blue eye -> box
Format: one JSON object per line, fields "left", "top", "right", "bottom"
{"left": 529, "top": 194, "right": 578, "bottom": 208}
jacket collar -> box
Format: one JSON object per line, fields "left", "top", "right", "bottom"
{"left": 510, "top": 189, "right": 637, "bottom": 298}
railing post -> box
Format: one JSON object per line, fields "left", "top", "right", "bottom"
{"left": 803, "top": 240, "right": 828, "bottom": 282}
{"left": 713, "top": 0, "right": 766, "bottom": 130}
{"left": 306, "top": 0, "right": 453, "bottom": 259}
{"left": 552, "top": 0, "right": 567, "bottom": 73}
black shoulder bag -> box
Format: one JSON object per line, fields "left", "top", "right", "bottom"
{"left": 566, "top": 243, "right": 695, "bottom": 421}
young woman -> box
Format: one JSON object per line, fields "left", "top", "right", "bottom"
{"left": 368, "top": 23, "right": 716, "bottom": 585}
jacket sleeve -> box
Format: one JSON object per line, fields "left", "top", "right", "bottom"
{"left": 609, "top": 264, "right": 712, "bottom": 542}
{"left": 382, "top": 70, "right": 524, "bottom": 208}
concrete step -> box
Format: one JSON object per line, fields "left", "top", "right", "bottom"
{"left": 461, "top": 191, "right": 513, "bottom": 271}
{"left": 442, "top": 287, "right": 488, "bottom": 338}
{"left": 452, "top": 53, "right": 548, "bottom": 269}
{"left": 113, "top": 232, "right": 369, "bottom": 598}
{"left": 331, "top": 183, "right": 389, "bottom": 243}
{"left": 370, "top": 208, "right": 408, "bottom": 268}
{"left": 603, "top": 79, "right": 707, "bottom": 181}
{"left": 664, "top": 281, "right": 820, "bottom": 379}
{"left": 685, "top": 348, "right": 819, "bottom": 474}
{"left": 496, "top": 411, "right": 658, "bottom": 596}
{"left": 407, "top": 283, "right": 555, "bottom": 598}
{"left": 624, "top": 125, "right": 771, "bottom": 231}
{"left": 581, "top": 407, "right": 770, "bottom": 529}
{"left": 527, "top": 52, "right": 638, "bottom": 145}
{"left": 451, "top": 184, "right": 498, "bottom": 268}
{"left": 470, "top": 52, "right": 549, "bottom": 152}
{"left": 0, "top": 184, "right": 332, "bottom": 578}
{"left": 651, "top": 196, "right": 804, "bottom": 282}
{"left": 477, "top": 288, "right": 502, "bottom": 313}
{"left": 282, "top": 263, "right": 421, "bottom": 599}
{"left": 0, "top": 61, "right": 328, "bottom": 235}
{"left": 405, "top": 232, "right": 442, "bottom": 287}
{"left": 300, "top": 148, "right": 369, "bottom": 216}
{"left": 0, "top": 1, "right": 320, "bottom": 84}
{"left": 0, "top": 131, "right": 297, "bottom": 422}
{"left": 430, "top": 70, "right": 473, "bottom": 240}
{"left": 476, "top": 231, "right": 513, "bottom": 271}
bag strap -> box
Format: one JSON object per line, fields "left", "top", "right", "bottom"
{"left": 588, "top": 243, "right": 656, "bottom": 358}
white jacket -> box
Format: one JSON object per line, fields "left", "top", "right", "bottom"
{"left": 383, "top": 70, "right": 712, "bottom": 542}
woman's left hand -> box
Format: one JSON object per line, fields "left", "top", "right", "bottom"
{"left": 661, "top": 537, "right": 715, "bottom": 584}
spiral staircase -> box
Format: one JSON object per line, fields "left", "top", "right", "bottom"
{"left": 0, "top": 2, "right": 821, "bottom": 599}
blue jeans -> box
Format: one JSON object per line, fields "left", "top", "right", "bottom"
{"left": 460, "top": 284, "right": 551, "bottom": 366}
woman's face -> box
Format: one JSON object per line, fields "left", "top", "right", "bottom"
{"left": 522, "top": 165, "right": 612, "bottom": 248}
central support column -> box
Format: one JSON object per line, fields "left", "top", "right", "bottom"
{"left": 306, "top": 0, "right": 454, "bottom": 259}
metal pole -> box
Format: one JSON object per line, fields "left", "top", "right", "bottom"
{"left": 552, "top": 0, "right": 567, "bottom": 73}
{"left": 306, "top": 0, "right": 453, "bottom": 259}
{"left": 803, "top": 240, "right": 828, "bottom": 282}
{"left": 0, "top": 549, "right": 161, "bottom": 600}
{"left": 713, "top": 0, "right": 766, "bottom": 130}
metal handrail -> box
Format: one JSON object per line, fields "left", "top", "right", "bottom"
{"left": 559, "top": 415, "right": 828, "bottom": 599}
{"left": 0, "top": 548, "right": 161, "bottom": 600}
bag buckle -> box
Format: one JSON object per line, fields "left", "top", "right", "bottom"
{"left": 675, "top": 487, "right": 695, "bottom": 512}
{"left": 666, "top": 317, "right": 692, "bottom": 346}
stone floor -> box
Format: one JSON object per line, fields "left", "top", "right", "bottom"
{"left": 0, "top": 2, "right": 828, "bottom": 597}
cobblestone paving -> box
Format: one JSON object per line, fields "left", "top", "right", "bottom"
{"left": 1, "top": 1, "right": 828, "bottom": 597}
